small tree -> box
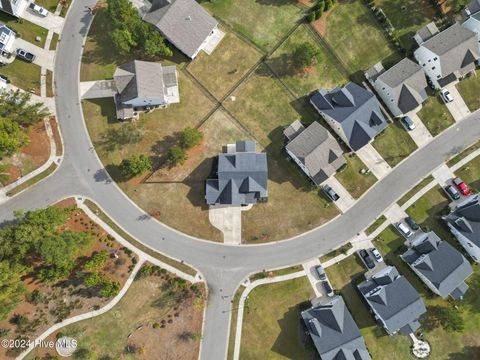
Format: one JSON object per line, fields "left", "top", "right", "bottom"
{"left": 292, "top": 43, "right": 320, "bottom": 70}
{"left": 99, "top": 280, "right": 120, "bottom": 298}
{"left": 306, "top": 12, "right": 315, "bottom": 22}
{"left": 84, "top": 251, "right": 110, "bottom": 271}
{"left": 167, "top": 146, "right": 187, "bottom": 166}
{"left": 314, "top": 7, "right": 323, "bottom": 20}
{"left": 180, "top": 127, "right": 203, "bottom": 149}
{"left": 324, "top": 0, "right": 333, "bottom": 11}
{"left": 120, "top": 154, "right": 152, "bottom": 177}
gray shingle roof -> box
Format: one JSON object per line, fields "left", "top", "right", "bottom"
{"left": 357, "top": 266, "right": 426, "bottom": 335}
{"left": 464, "top": 0, "right": 480, "bottom": 16}
{"left": 402, "top": 232, "right": 473, "bottom": 299}
{"left": 418, "top": 23, "right": 479, "bottom": 78}
{"left": 284, "top": 121, "right": 345, "bottom": 185}
{"left": 0, "top": 0, "right": 15, "bottom": 16}
{"left": 310, "top": 83, "right": 387, "bottom": 151}
{"left": 301, "top": 296, "right": 371, "bottom": 360}
{"left": 446, "top": 195, "right": 480, "bottom": 248}
{"left": 414, "top": 22, "right": 439, "bottom": 44}
{"left": 113, "top": 60, "right": 177, "bottom": 104}
{"left": 144, "top": 0, "right": 218, "bottom": 58}
{"left": 205, "top": 140, "right": 268, "bottom": 205}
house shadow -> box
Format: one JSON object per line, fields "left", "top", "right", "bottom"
{"left": 261, "top": 54, "right": 295, "bottom": 78}
{"left": 271, "top": 304, "right": 319, "bottom": 359}
{"left": 83, "top": 98, "right": 117, "bottom": 124}
{"left": 185, "top": 157, "right": 216, "bottom": 209}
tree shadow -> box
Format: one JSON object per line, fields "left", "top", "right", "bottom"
{"left": 264, "top": 54, "right": 296, "bottom": 78}
{"left": 255, "top": 0, "right": 298, "bottom": 6}
{"left": 149, "top": 133, "right": 181, "bottom": 170}
{"left": 447, "top": 346, "right": 480, "bottom": 360}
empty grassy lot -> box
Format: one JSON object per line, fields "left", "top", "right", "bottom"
{"left": 417, "top": 93, "right": 455, "bottom": 136}
{"left": 335, "top": 153, "right": 377, "bottom": 199}
{"left": 372, "top": 0, "right": 437, "bottom": 53}
{"left": 239, "top": 276, "right": 315, "bottom": 360}
{"left": 187, "top": 30, "right": 261, "bottom": 99}
{"left": 0, "top": 13, "right": 47, "bottom": 47}
{"left": 455, "top": 156, "right": 480, "bottom": 193}
{"left": 225, "top": 65, "right": 340, "bottom": 242}
{"left": 267, "top": 24, "right": 348, "bottom": 96}
{"left": 397, "top": 175, "right": 435, "bottom": 206}
{"left": 202, "top": 0, "right": 305, "bottom": 52}
{"left": 0, "top": 59, "right": 41, "bottom": 94}
{"left": 372, "top": 122, "right": 418, "bottom": 167}
{"left": 323, "top": 0, "right": 399, "bottom": 72}
{"left": 456, "top": 71, "right": 480, "bottom": 112}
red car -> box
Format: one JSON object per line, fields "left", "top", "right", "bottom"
{"left": 452, "top": 177, "right": 471, "bottom": 196}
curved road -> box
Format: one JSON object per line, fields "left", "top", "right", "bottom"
{"left": 1, "top": 2, "right": 480, "bottom": 359}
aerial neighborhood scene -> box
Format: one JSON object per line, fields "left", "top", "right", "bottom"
{"left": 1, "top": 0, "right": 480, "bottom": 358}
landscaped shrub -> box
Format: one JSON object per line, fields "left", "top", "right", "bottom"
{"left": 180, "top": 127, "right": 203, "bottom": 149}
{"left": 167, "top": 146, "right": 187, "bottom": 166}
{"left": 306, "top": 12, "right": 315, "bottom": 22}
{"left": 292, "top": 43, "right": 320, "bottom": 70}
{"left": 120, "top": 154, "right": 152, "bottom": 178}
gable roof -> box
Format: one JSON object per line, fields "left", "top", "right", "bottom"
{"left": 446, "top": 195, "right": 480, "bottom": 248}
{"left": 417, "top": 23, "right": 479, "bottom": 77}
{"left": 113, "top": 60, "right": 177, "bottom": 104}
{"left": 402, "top": 232, "right": 473, "bottom": 299}
{"left": 205, "top": 140, "right": 268, "bottom": 205}
{"left": 284, "top": 121, "right": 345, "bottom": 185}
{"left": 414, "top": 22, "right": 440, "bottom": 44}
{"left": 301, "top": 296, "right": 371, "bottom": 360}
{"left": 310, "top": 83, "right": 388, "bottom": 151}
{"left": 464, "top": 0, "right": 480, "bottom": 16}
{"left": 144, "top": 0, "right": 218, "bottom": 58}
{"left": 357, "top": 266, "right": 426, "bottom": 335}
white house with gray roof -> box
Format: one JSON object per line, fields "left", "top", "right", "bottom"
{"left": 0, "top": 22, "right": 15, "bottom": 54}
{"left": 0, "top": 0, "right": 27, "bottom": 17}
{"left": 310, "top": 83, "right": 388, "bottom": 152}
{"left": 113, "top": 60, "right": 179, "bottom": 120}
{"left": 143, "top": 0, "right": 222, "bottom": 59}
{"left": 301, "top": 296, "right": 371, "bottom": 360}
{"left": 283, "top": 120, "right": 345, "bottom": 185}
{"left": 366, "top": 58, "right": 428, "bottom": 118}
{"left": 445, "top": 195, "right": 480, "bottom": 263}
{"left": 462, "top": 1, "right": 480, "bottom": 54}
{"left": 205, "top": 140, "right": 268, "bottom": 206}
{"left": 401, "top": 231, "right": 472, "bottom": 300}
{"left": 357, "top": 266, "right": 426, "bottom": 336}
{"left": 414, "top": 22, "right": 479, "bottom": 89}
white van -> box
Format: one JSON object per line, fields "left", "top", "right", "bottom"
{"left": 397, "top": 222, "right": 413, "bottom": 238}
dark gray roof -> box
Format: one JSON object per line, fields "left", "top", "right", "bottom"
{"left": 144, "top": 0, "right": 218, "bottom": 58}
{"left": 418, "top": 23, "right": 479, "bottom": 78}
{"left": 310, "top": 83, "right": 387, "bottom": 151}
{"left": 205, "top": 140, "right": 268, "bottom": 205}
{"left": 414, "top": 22, "right": 439, "bottom": 44}
{"left": 446, "top": 195, "right": 480, "bottom": 248}
{"left": 0, "top": 0, "right": 15, "bottom": 16}
{"left": 113, "top": 60, "right": 177, "bottom": 104}
{"left": 374, "top": 58, "right": 428, "bottom": 114}
{"left": 301, "top": 296, "right": 371, "bottom": 360}
{"left": 357, "top": 266, "right": 426, "bottom": 335}
{"left": 402, "top": 232, "right": 473, "bottom": 299}
{"left": 464, "top": 0, "right": 480, "bottom": 16}
{"left": 285, "top": 121, "right": 345, "bottom": 185}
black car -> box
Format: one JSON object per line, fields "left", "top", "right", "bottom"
{"left": 359, "top": 249, "right": 375, "bottom": 269}
{"left": 445, "top": 185, "right": 461, "bottom": 200}
{"left": 323, "top": 185, "right": 340, "bottom": 202}
{"left": 405, "top": 216, "right": 419, "bottom": 231}
{"left": 322, "top": 280, "right": 334, "bottom": 297}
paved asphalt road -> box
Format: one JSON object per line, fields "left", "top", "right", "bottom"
{"left": 1, "top": 2, "right": 480, "bottom": 359}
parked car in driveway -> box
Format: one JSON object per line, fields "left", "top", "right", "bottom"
{"left": 371, "top": 248, "right": 383, "bottom": 262}
{"left": 405, "top": 216, "right": 420, "bottom": 231}
{"left": 440, "top": 88, "right": 454, "bottom": 103}
{"left": 16, "top": 49, "right": 36, "bottom": 63}
{"left": 446, "top": 184, "right": 461, "bottom": 200}
{"left": 323, "top": 185, "right": 339, "bottom": 202}
{"left": 359, "top": 249, "right": 375, "bottom": 269}
{"left": 452, "top": 177, "right": 471, "bottom": 196}
{"left": 397, "top": 222, "right": 413, "bottom": 238}
{"left": 400, "top": 116, "right": 416, "bottom": 131}
{"left": 29, "top": 3, "right": 48, "bottom": 16}
{"left": 315, "top": 265, "right": 327, "bottom": 281}
{"left": 322, "top": 280, "right": 334, "bottom": 297}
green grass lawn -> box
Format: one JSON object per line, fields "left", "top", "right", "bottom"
{"left": 0, "top": 59, "right": 41, "bottom": 95}
{"left": 187, "top": 30, "right": 261, "bottom": 99}
{"left": 239, "top": 276, "right": 315, "bottom": 359}
{"left": 266, "top": 24, "right": 348, "bottom": 96}
{"left": 455, "top": 156, "right": 480, "bottom": 193}
{"left": 35, "top": 0, "right": 60, "bottom": 12}
{"left": 0, "top": 13, "right": 47, "bottom": 47}
{"left": 372, "top": 122, "right": 418, "bottom": 167}
{"left": 365, "top": 215, "right": 387, "bottom": 235}
{"left": 325, "top": 254, "right": 413, "bottom": 359}
{"left": 456, "top": 71, "right": 480, "bottom": 112}
{"left": 323, "top": 0, "right": 399, "bottom": 72}
{"left": 335, "top": 153, "right": 377, "bottom": 199}
{"left": 397, "top": 175, "right": 435, "bottom": 206}
{"left": 224, "top": 65, "right": 340, "bottom": 242}
{"left": 49, "top": 32, "right": 59, "bottom": 51}
{"left": 447, "top": 140, "right": 480, "bottom": 167}
{"left": 372, "top": 0, "right": 436, "bottom": 53}
{"left": 417, "top": 93, "right": 455, "bottom": 136}
{"left": 202, "top": 0, "right": 305, "bottom": 52}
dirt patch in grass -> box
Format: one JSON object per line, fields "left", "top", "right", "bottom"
{"left": 310, "top": 3, "right": 337, "bottom": 37}
{"left": 187, "top": 29, "right": 261, "bottom": 99}
{"left": 27, "top": 269, "right": 204, "bottom": 360}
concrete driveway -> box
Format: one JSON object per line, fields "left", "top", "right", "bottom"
{"left": 432, "top": 163, "right": 455, "bottom": 186}
{"left": 14, "top": 38, "right": 54, "bottom": 71}
{"left": 356, "top": 144, "right": 392, "bottom": 179}
{"left": 22, "top": 8, "right": 64, "bottom": 33}
{"left": 406, "top": 114, "right": 433, "bottom": 147}
{"left": 445, "top": 84, "right": 470, "bottom": 121}
{"left": 322, "top": 176, "right": 355, "bottom": 213}
{"left": 208, "top": 205, "right": 252, "bottom": 245}
{"left": 302, "top": 259, "right": 326, "bottom": 298}
{"left": 80, "top": 80, "right": 117, "bottom": 99}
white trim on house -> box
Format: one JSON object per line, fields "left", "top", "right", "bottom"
{"left": 447, "top": 223, "right": 480, "bottom": 263}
